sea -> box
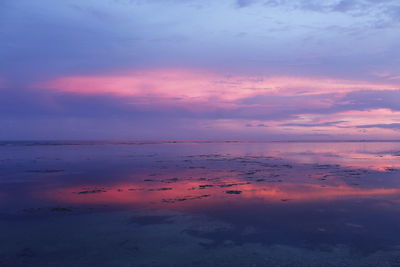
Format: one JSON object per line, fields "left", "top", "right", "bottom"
{"left": 1, "top": 140, "right": 400, "bottom": 266}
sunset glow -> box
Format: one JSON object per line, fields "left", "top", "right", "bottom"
{"left": 3, "top": 1, "right": 400, "bottom": 266}
{"left": 2, "top": 0, "right": 400, "bottom": 140}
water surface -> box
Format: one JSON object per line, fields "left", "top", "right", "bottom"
{"left": 1, "top": 141, "right": 400, "bottom": 266}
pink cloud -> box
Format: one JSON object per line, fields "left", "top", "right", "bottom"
{"left": 262, "top": 109, "right": 400, "bottom": 136}
{"left": 30, "top": 69, "right": 400, "bottom": 138}
{"left": 35, "top": 68, "right": 399, "bottom": 101}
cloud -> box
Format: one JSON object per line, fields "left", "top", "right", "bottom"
{"left": 236, "top": 0, "right": 255, "bottom": 8}
{"left": 356, "top": 123, "right": 400, "bottom": 129}
{"left": 245, "top": 123, "right": 268, "bottom": 127}
{"left": 281, "top": 121, "right": 347, "bottom": 127}
{"left": 2, "top": 0, "right": 400, "bottom": 84}
{"left": 333, "top": 90, "right": 400, "bottom": 112}
{"left": 28, "top": 68, "right": 400, "bottom": 125}
{"left": 332, "top": 0, "right": 360, "bottom": 12}
{"left": 37, "top": 69, "right": 399, "bottom": 98}
{"left": 263, "top": 0, "right": 400, "bottom": 14}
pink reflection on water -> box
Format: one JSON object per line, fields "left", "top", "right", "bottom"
{"left": 241, "top": 183, "right": 400, "bottom": 202}
{"left": 40, "top": 169, "right": 400, "bottom": 209}
{"left": 236, "top": 142, "right": 400, "bottom": 171}
{"left": 11, "top": 141, "right": 399, "bottom": 212}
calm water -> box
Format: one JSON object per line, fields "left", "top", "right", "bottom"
{"left": 1, "top": 141, "right": 400, "bottom": 266}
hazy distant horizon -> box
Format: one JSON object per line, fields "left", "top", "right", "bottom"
{"left": 2, "top": 139, "right": 400, "bottom": 143}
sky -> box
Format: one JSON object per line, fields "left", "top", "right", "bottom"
{"left": 1, "top": 0, "right": 400, "bottom": 140}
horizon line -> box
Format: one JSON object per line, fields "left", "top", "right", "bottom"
{"left": 1, "top": 139, "right": 400, "bottom": 143}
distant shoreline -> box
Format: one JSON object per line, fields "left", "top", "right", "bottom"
{"left": 1, "top": 140, "right": 400, "bottom": 146}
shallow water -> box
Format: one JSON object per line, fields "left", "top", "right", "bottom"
{"left": 1, "top": 141, "right": 400, "bottom": 266}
